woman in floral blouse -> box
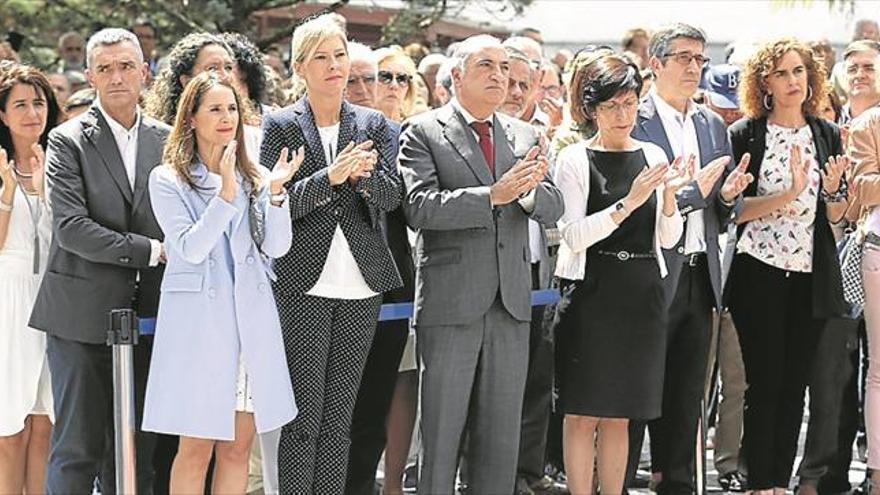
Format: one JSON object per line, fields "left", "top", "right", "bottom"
{"left": 727, "top": 38, "right": 848, "bottom": 494}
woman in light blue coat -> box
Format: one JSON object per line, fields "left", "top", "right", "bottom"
{"left": 142, "top": 73, "right": 303, "bottom": 494}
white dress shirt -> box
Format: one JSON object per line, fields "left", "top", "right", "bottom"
{"left": 553, "top": 140, "right": 684, "bottom": 280}
{"left": 306, "top": 123, "right": 378, "bottom": 300}
{"left": 96, "top": 100, "right": 162, "bottom": 266}
{"left": 650, "top": 90, "right": 707, "bottom": 255}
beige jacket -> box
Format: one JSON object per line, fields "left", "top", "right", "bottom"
{"left": 846, "top": 107, "right": 880, "bottom": 224}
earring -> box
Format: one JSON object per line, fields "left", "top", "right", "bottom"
{"left": 763, "top": 94, "right": 773, "bottom": 111}
{"left": 806, "top": 85, "right": 813, "bottom": 101}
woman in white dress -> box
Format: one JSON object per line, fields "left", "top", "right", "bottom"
{"left": 0, "top": 63, "right": 61, "bottom": 494}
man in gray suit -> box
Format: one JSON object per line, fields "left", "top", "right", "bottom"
{"left": 398, "top": 34, "right": 564, "bottom": 494}
{"left": 29, "top": 28, "right": 169, "bottom": 494}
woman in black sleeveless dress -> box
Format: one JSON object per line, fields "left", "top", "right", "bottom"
{"left": 552, "top": 49, "right": 685, "bottom": 494}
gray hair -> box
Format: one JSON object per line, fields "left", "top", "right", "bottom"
{"left": 503, "top": 36, "right": 543, "bottom": 65}
{"left": 86, "top": 28, "right": 144, "bottom": 68}
{"left": 58, "top": 31, "right": 84, "bottom": 48}
{"left": 436, "top": 58, "right": 455, "bottom": 92}
{"left": 348, "top": 41, "right": 377, "bottom": 74}
{"left": 418, "top": 53, "right": 447, "bottom": 73}
{"left": 451, "top": 34, "right": 504, "bottom": 73}
{"left": 648, "top": 23, "right": 707, "bottom": 61}
{"left": 855, "top": 19, "right": 880, "bottom": 41}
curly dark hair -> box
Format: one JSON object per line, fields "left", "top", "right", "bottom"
{"left": 219, "top": 32, "right": 266, "bottom": 113}
{"left": 144, "top": 32, "right": 232, "bottom": 124}
{"left": 0, "top": 63, "right": 61, "bottom": 164}
{"left": 739, "top": 38, "right": 827, "bottom": 119}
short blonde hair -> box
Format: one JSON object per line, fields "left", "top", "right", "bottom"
{"left": 375, "top": 46, "right": 418, "bottom": 118}
{"left": 290, "top": 14, "right": 347, "bottom": 67}
{"left": 289, "top": 14, "right": 348, "bottom": 98}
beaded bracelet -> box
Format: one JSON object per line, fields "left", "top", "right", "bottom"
{"left": 820, "top": 181, "right": 849, "bottom": 203}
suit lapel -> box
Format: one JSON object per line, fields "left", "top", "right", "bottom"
{"left": 493, "top": 114, "right": 516, "bottom": 181}
{"left": 638, "top": 97, "right": 675, "bottom": 162}
{"left": 441, "top": 105, "right": 493, "bottom": 186}
{"left": 693, "top": 110, "right": 713, "bottom": 167}
{"left": 296, "top": 97, "right": 329, "bottom": 171}
{"left": 338, "top": 100, "right": 359, "bottom": 152}
{"left": 132, "top": 117, "right": 160, "bottom": 212}
{"left": 82, "top": 107, "right": 133, "bottom": 204}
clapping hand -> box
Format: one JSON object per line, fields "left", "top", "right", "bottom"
{"left": 664, "top": 155, "right": 692, "bottom": 198}
{"left": 269, "top": 146, "right": 305, "bottom": 194}
{"left": 719, "top": 153, "right": 754, "bottom": 203}
{"left": 489, "top": 146, "right": 547, "bottom": 206}
{"left": 787, "top": 145, "right": 810, "bottom": 201}
{"left": 694, "top": 154, "right": 727, "bottom": 198}
{"left": 328, "top": 141, "right": 375, "bottom": 186}
{"left": 820, "top": 155, "right": 848, "bottom": 195}
{"left": 0, "top": 147, "right": 15, "bottom": 191}
{"left": 29, "top": 143, "right": 46, "bottom": 199}
{"left": 218, "top": 140, "right": 239, "bottom": 203}
{"left": 623, "top": 161, "right": 669, "bottom": 211}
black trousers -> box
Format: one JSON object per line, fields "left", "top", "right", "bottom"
{"left": 728, "top": 254, "right": 824, "bottom": 490}
{"left": 516, "top": 263, "right": 555, "bottom": 483}
{"left": 277, "top": 293, "right": 383, "bottom": 495}
{"left": 344, "top": 317, "right": 410, "bottom": 495}
{"left": 796, "top": 317, "right": 859, "bottom": 489}
{"left": 627, "top": 256, "right": 714, "bottom": 495}
{"left": 45, "top": 334, "right": 156, "bottom": 495}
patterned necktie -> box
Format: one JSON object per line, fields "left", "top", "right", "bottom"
{"left": 470, "top": 121, "right": 495, "bottom": 174}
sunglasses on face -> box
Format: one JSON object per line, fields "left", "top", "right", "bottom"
{"left": 378, "top": 70, "right": 411, "bottom": 86}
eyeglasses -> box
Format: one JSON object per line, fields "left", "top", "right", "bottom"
{"left": 378, "top": 70, "right": 411, "bottom": 86}
{"left": 347, "top": 75, "right": 376, "bottom": 86}
{"left": 662, "top": 51, "right": 710, "bottom": 68}
{"left": 596, "top": 100, "right": 639, "bottom": 113}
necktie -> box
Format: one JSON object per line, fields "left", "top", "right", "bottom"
{"left": 470, "top": 121, "right": 495, "bottom": 174}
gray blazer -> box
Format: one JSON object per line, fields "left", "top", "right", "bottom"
{"left": 631, "top": 96, "right": 743, "bottom": 309}
{"left": 29, "top": 106, "right": 170, "bottom": 344}
{"left": 398, "top": 104, "right": 564, "bottom": 327}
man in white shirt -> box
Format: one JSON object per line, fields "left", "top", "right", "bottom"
{"left": 626, "top": 23, "right": 751, "bottom": 495}
{"left": 30, "top": 28, "right": 170, "bottom": 494}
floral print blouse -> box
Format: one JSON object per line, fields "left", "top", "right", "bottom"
{"left": 736, "top": 124, "right": 820, "bottom": 273}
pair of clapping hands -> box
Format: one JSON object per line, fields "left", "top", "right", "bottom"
{"left": 490, "top": 146, "right": 551, "bottom": 206}
{"left": 623, "top": 154, "right": 755, "bottom": 214}
{"left": 328, "top": 141, "right": 379, "bottom": 187}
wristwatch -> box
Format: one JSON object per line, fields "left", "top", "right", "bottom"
{"left": 615, "top": 200, "right": 629, "bottom": 215}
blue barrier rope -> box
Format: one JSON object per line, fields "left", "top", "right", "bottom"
{"left": 378, "top": 288, "right": 561, "bottom": 322}
{"left": 139, "top": 289, "right": 561, "bottom": 331}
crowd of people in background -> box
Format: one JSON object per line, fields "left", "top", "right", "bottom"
{"left": 3, "top": 8, "right": 880, "bottom": 495}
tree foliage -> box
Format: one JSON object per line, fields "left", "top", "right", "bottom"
{"left": 1, "top": 0, "right": 530, "bottom": 68}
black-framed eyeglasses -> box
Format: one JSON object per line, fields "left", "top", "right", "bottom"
{"left": 378, "top": 70, "right": 411, "bottom": 86}
{"left": 347, "top": 74, "right": 376, "bottom": 86}
{"left": 662, "top": 51, "right": 710, "bottom": 68}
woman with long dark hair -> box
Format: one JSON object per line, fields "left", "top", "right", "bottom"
{"left": 0, "top": 62, "right": 60, "bottom": 495}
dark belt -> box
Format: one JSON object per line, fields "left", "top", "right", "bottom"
{"left": 597, "top": 250, "right": 655, "bottom": 261}
{"left": 683, "top": 252, "right": 706, "bottom": 267}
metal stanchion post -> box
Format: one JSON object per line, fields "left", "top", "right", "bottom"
{"left": 695, "top": 397, "right": 707, "bottom": 495}
{"left": 107, "top": 309, "right": 139, "bottom": 495}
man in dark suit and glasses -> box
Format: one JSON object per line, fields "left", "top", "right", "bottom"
{"left": 28, "top": 28, "right": 169, "bottom": 495}
{"left": 398, "top": 34, "right": 563, "bottom": 494}
{"left": 625, "top": 23, "right": 752, "bottom": 494}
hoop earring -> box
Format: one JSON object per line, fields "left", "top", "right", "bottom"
{"left": 806, "top": 85, "right": 813, "bottom": 101}
{"left": 763, "top": 94, "right": 773, "bottom": 111}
